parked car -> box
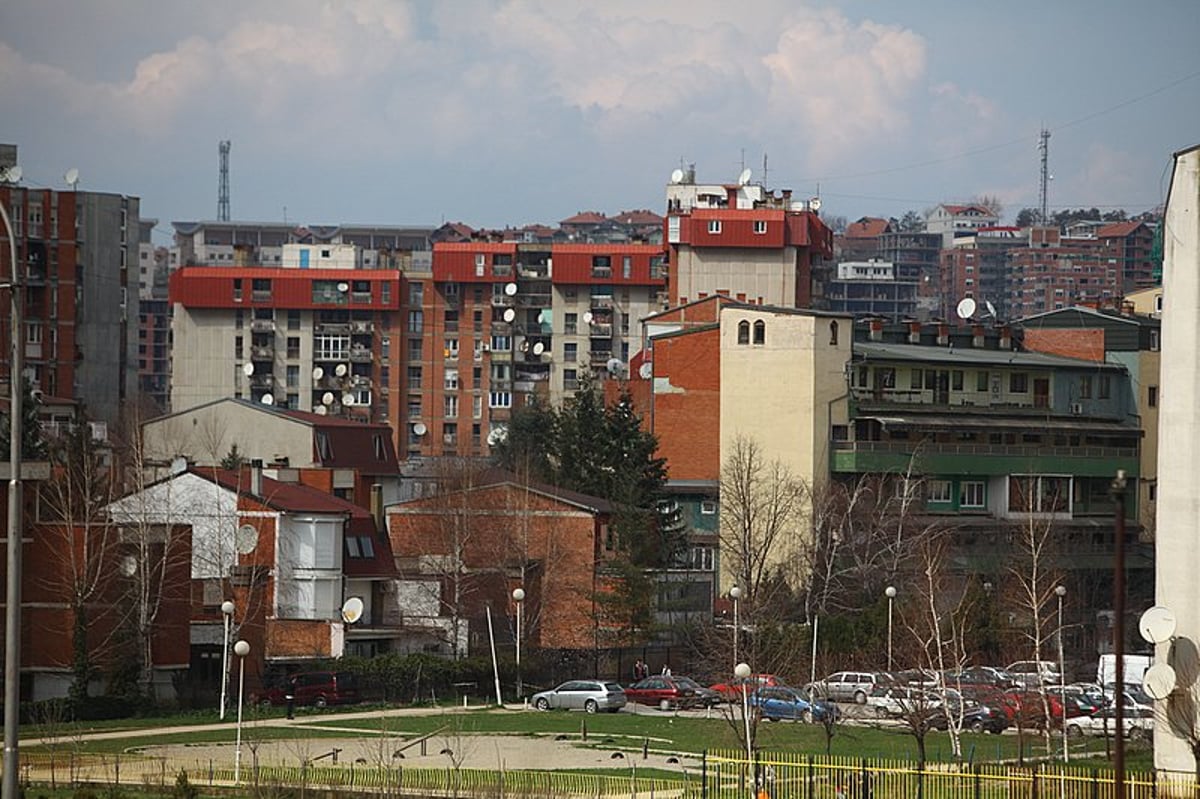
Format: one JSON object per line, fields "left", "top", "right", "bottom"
{"left": 943, "top": 666, "right": 1018, "bottom": 690}
{"left": 261, "top": 671, "right": 360, "bottom": 708}
{"left": 710, "top": 673, "right": 782, "bottom": 701}
{"left": 750, "top": 686, "right": 839, "bottom": 723}
{"left": 1060, "top": 685, "right": 1106, "bottom": 718}
{"left": 808, "top": 671, "right": 889, "bottom": 704}
{"left": 1005, "top": 660, "right": 1062, "bottom": 688}
{"left": 530, "top": 680, "right": 626, "bottom": 713}
{"left": 1003, "top": 689, "right": 1065, "bottom": 729}
{"left": 959, "top": 703, "right": 1010, "bottom": 734}
{"left": 624, "top": 675, "right": 721, "bottom": 710}
{"left": 1065, "top": 705, "right": 1153, "bottom": 739}
{"left": 893, "top": 669, "right": 941, "bottom": 688}
{"left": 866, "top": 686, "right": 944, "bottom": 719}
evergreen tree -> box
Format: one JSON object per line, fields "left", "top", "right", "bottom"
{"left": 219, "top": 443, "right": 246, "bottom": 470}
{"left": 491, "top": 394, "right": 556, "bottom": 483}
{"left": 0, "top": 377, "right": 47, "bottom": 460}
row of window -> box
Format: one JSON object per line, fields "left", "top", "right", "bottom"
{"left": 706, "top": 220, "right": 769, "bottom": 235}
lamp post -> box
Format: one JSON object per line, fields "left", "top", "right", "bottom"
{"left": 729, "top": 586, "right": 742, "bottom": 673}
{"left": 219, "top": 601, "right": 235, "bottom": 720}
{"left": 233, "top": 639, "right": 250, "bottom": 783}
{"left": 1055, "top": 584, "right": 1068, "bottom": 763}
{"left": 1109, "top": 469, "right": 1127, "bottom": 796}
{"left": 885, "top": 586, "right": 897, "bottom": 673}
{"left": 512, "top": 587, "right": 525, "bottom": 699}
{"left": 1, "top": 164, "right": 24, "bottom": 799}
{"left": 734, "top": 662, "right": 753, "bottom": 762}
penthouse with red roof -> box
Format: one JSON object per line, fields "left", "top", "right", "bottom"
{"left": 925, "top": 203, "right": 1001, "bottom": 247}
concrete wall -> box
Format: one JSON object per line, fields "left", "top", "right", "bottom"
{"left": 142, "top": 399, "right": 314, "bottom": 467}
{"left": 673, "top": 248, "right": 798, "bottom": 307}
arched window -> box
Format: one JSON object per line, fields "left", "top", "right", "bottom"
{"left": 829, "top": 320, "right": 839, "bottom": 346}
{"left": 753, "top": 320, "right": 766, "bottom": 345}
{"left": 737, "top": 320, "right": 750, "bottom": 345}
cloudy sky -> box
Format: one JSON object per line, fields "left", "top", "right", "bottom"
{"left": 3, "top": 1, "right": 1198, "bottom": 242}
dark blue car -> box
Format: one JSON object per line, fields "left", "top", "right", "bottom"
{"left": 750, "top": 686, "right": 839, "bottom": 723}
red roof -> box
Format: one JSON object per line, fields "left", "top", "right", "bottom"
{"left": 845, "top": 217, "right": 891, "bottom": 239}
{"left": 561, "top": 211, "right": 608, "bottom": 226}
{"left": 942, "top": 204, "right": 996, "bottom": 216}
{"left": 1096, "top": 221, "right": 1144, "bottom": 238}
{"left": 614, "top": 209, "right": 663, "bottom": 226}
{"left": 199, "top": 468, "right": 373, "bottom": 516}
{"left": 274, "top": 409, "right": 399, "bottom": 473}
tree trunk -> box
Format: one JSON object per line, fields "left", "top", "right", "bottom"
{"left": 69, "top": 601, "right": 90, "bottom": 702}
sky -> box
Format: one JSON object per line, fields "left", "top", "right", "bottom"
{"left": 3, "top": 1, "right": 1199, "bottom": 244}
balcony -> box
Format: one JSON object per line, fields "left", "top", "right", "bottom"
{"left": 351, "top": 291, "right": 372, "bottom": 304}
{"left": 830, "top": 439, "right": 1139, "bottom": 477}
{"left": 251, "top": 290, "right": 272, "bottom": 302}
{"left": 590, "top": 295, "right": 614, "bottom": 309}
{"left": 315, "top": 322, "right": 350, "bottom": 334}
{"left": 249, "top": 374, "right": 275, "bottom": 389}
{"left": 491, "top": 294, "right": 514, "bottom": 307}
{"left": 350, "top": 320, "right": 374, "bottom": 334}
{"left": 349, "top": 347, "right": 373, "bottom": 362}
{"left": 251, "top": 345, "right": 274, "bottom": 360}
{"left": 588, "top": 323, "right": 613, "bottom": 338}
{"left": 516, "top": 292, "right": 552, "bottom": 307}
{"left": 589, "top": 351, "right": 614, "bottom": 367}
{"left": 250, "top": 319, "right": 275, "bottom": 333}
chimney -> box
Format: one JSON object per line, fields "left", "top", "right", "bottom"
{"left": 908, "top": 322, "right": 921, "bottom": 344}
{"left": 869, "top": 319, "right": 884, "bottom": 341}
{"left": 972, "top": 324, "right": 985, "bottom": 348}
{"left": 250, "top": 458, "right": 263, "bottom": 497}
{"left": 999, "top": 325, "right": 1012, "bottom": 350}
{"left": 370, "top": 483, "right": 384, "bottom": 533}
{"left": 936, "top": 324, "right": 949, "bottom": 346}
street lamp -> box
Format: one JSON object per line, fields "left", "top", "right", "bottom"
{"left": 512, "top": 587, "right": 525, "bottom": 699}
{"left": 233, "top": 639, "right": 250, "bottom": 783}
{"left": 1055, "top": 584, "right": 1068, "bottom": 763}
{"left": 729, "top": 586, "right": 742, "bottom": 672}
{"left": 885, "top": 586, "right": 897, "bottom": 672}
{"left": 734, "top": 662, "right": 753, "bottom": 762}
{"left": 219, "top": 601, "right": 235, "bottom": 720}
{"left": 1, "top": 164, "right": 24, "bottom": 799}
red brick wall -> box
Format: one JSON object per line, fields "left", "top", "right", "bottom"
{"left": 1023, "top": 328, "right": 1106, "bottom": 362}
{"left": 650, "top": 328, "right": 720, "bottom": 481}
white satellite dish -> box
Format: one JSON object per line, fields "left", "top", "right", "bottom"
{"left": 342, "top": 392, "right": 355, "bottom": 406}
{"left": 336, "top": 282, "right": 350, "bottom": 293}
{"left": 1142, "top": 663, "right": 1177, "bottom": 700}
{"left": 606, "top": 358, "right": 623, "bottom": 375}
{"left": 64, "top": 168, "right": 80, "bottom": 189}
{"left": 261, "top": 393, "right": 274, "bottom": 406}
{"left": 235, "top": 524, "right": 260, "bottom": 555}
{"left": 486, "top": 426, "right": 508, "bottom": 446}
{"left": 502, "top": 308, "right": 516, "bottom": 323}
{"left": 341, "top": 596, "right": 364, "bottom": 624}
{"left": 322, "top": 391, "right": 335, "bottom": 406}
{"left": 312, "top": 366, "right": 324, "bottom": 381}
{"left": 809, "top": 197, "right": 821, "bottom": 211}
{"left": 582, "top": 311, "right": 594, "bottom": 324}
{"left": 314, "top": 405, "right": 328, "bottom": 415}
{"left": 119, "top": 555, "right": 137, "bottom": 577}
{"left": 520, "top": 340, "right": 530, "bottom": 352}
{"left": 737, "top": 168, "right": 752, "bottom": 186}
{"left": 532, "top": 341, "right": 545, "bottom": 356}
{"left": 1, "top": 166, "right": 21, "bottom": 183}
{"left": 413, "top": 422, "right": 427, "bottom": 436}
{"left": 334, "top": 363, "right": 348, "bottom": 377}
{"left": 243, "top": 362, "right": 255, "bottom": 376}
{"left": 1139, "top": 605, "right": 1178, "bottom": 644}
{"left": 670, "top": 168, "right": 684, "bottom": 184}
{"left": 504, "top": 282, "right": 518, "bottom": 297}
{"left": 536, "top": 311, "right": 546, "bottom": 325}
{"left": 956, "top": 297, "right": 977, "bottom": 320}
{"left": 639, "top": 362, "right": 653, "bottom": 380}
{"left": 985, "top": 300, "right": 997, "bottom": 318}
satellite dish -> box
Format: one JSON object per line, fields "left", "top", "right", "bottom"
{"left": 341, "top": 596, "right": 364, "bottom": 624}
{"left": 243, "top": 362, "right": 255, "bottom": 376}
{"left": 322, "top": 391, "right": 335, "bottom": 406}
{"left": 532, "top": 341, "right": 545, "bottom": 356}
{"left": 809, "top": 197, "right": 821, "bottom": 211}
{"left": 639, "top": 362, "right": 653, "bottom": 380}
{"left": 504, "top": 282, "right": 518, "bottom": 296}
{"left": 314, "top": 405, "right": 328, "bottom": 415}
{"left": 606, "top": 358, "right": 623, "bottom": 375}
{"left": 334, "top": 363, "right": 348, "bottom": 377}
{"left": 520, "top": 340, "right": 530, "bottom": 352}
{"left": 486, "top": 426, "right": 508, "bottom": 446}
{"left": 64, "top": 168, "right": 80, "bottom": 189}
{"left": 119, "top": 555, "right": 137, "bottom": 577}
{"left": 582, "top": 311, "right": 594, "bottom": 324}
{"left": 235, "top": 524, "right": 259, "bottom": 555}
{"left": 1139, "top": 605, "right": 1178, "bottom": 644}
{"left": 312, "top": 366, "right": 324, "bottom": 380}
{"left": 413, "top": 422, "right": 427, "bottom": 436}
{"left": 337, "top": 282, "right": 350, "bottom": 293}
{"left": 737, "top": 168, "right": 752, "bottom": 186}
{"left": 342, "top": 392, "right": 355, "bottom": 406}
{"left": 536, "top": 311, "right": 546, "bottom": 325}
{"left": 1142, "top": 663, "right": 1177, "bottom": 700}
{"left": 985, "top": 300, "right": 997, "bottom": 318}
{"left": 1, "top": 166, "right": 21, "bottom": 183}
{"left": 502, "top": 307, "right": 516, "bottom": 323}
{"left": 670, "top": 168, "right": 684, "bottom": 184}
{"left": 261, "top": 393, "right": 274, "bottom": 406}
{"left": 956, "top": 298, "right": 977, "bottom": 320}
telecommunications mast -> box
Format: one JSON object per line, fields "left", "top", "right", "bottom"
{"left": 218, "top": 140, "right": 231, "bottom": 221}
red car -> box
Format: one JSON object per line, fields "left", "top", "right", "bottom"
{"left": 709, "top": 673, "right": 782, "bottom": 701}
{"left": 1002, "top": 689, "right": 1065, "bottom": 729}
{"left": 624, "top": 676, "right": 722, "bottom": 710}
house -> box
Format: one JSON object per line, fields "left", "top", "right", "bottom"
{"left": 925, "top": 204, "right": 1001, "bottom": 247}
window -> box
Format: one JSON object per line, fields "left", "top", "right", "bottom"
{"left": 408, "top": 338, "right": 423, "bottom": 360}
{"left": 976, "top": 371, "right": 988, "bottom": 392}
{"left": 564, "top": 313, "right": 578, "bottom": 335}
{"left": 286, "top": 337, "right": 300, "bottom": 359}
{"left": 472, "top": 395, "right": 483, "bottom": 419}
{"left": 1008, "top": 475, "right": 1070, "bottom": 513}
{"left": 406, "top": 366, "right": 422, "bottom": 388}
{"left": 689, "top": 546, "right": 715, "bottom": 571}
{"left": 312, "top": 280, "right": 349, "bottom": 305}
{"left": 287, "top": 310, "right": 301, "bottom": 330}
{"left": 927, "top": 480, "right": 952, "bottom": 504}
{"left": 564, "top": 342, "right": 578, "bottom": 362}
{"left": 444, "top": 395, "right": 459, "bottom": 417}
{"left": 407, "top": 310, "right": 423, "bottom": 333}
{"left": 444, "top": 369, "right": 459, "bottom": 390}
{"left": 1098, "top": 374, "right": 1111, "bottom": 399}
{"left": 233, "top": 279, "right": 243, "bottom": 302}
{"left": 707, "top": 220, "right": 722, "bottom": 234}
{"left": 563, "top": 368, "right": 579, "bottom": 390}
{"left": 1148, "top": 385, "right": 1158, "bottom": 407}
{"left": 489, "top": 391, "right": 512, "bottom": 408}
{"left": 753, "top": 220, "right": 767, "bottom": 235}
{"left": 234, "top": 335, "right": 243, "bottom": 357}
{"left": 408, "top": 283, "right": 424, "bottom": 305}
{"left": 829, "top": 320, "right": 838, "bottom": 346}
{"left": 622, "top": 256, "right": 632, "bottom": 279}
{"left": 961, "top": 481, "right": 986, "bottom": 508}
{"left": 910, "top": 370, "right": 923, "bottom": 390}
{"left": 490, "top": 334, "right": 511, "bottom": 351}
{"left": 753, "top": 320, "right": 765, "bottom": 345}
{"left": 286, "top": 365, "right": 299, "bottom": 388}
{"left": 951, "top": 371, "right": 963, "bottom": 391}
{"left": 737, "top": 320, "right": 750, "bottom": 345}
{"left": 700, "top": 500, "right": 717, "bottom": 515}
{"left": 1080, "top": 376, "right": 1092, "bottom": 399}
{"left": 1149, "top": 329, "right": 1160, "bottom": 351}
{"left": 314, "top": 335, "right": 349, "bottom": 360}
{"left": 444, "top": 338, "right": 459, "bottom": 359}
{"left": 1009, "top": 372, "right": 1028, "bottom": 393}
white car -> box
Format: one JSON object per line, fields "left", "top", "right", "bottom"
{"left": 1065, "top": 706, "right": 1153, "bottom": 739}
{"left": 1005, "top": 660, "right": 1062, "bottom": 687}
{"left": 866, "top": 686, "right": 944, "bottom": 719}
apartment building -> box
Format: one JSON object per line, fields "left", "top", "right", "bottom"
{"left": 825, "top": 259, "right": 919, "bottom": 318}
{"left": 925, "top": 203, "right": 1001, "bottom": 247}
{"left": 939, "top": 226, "right": 1021, "bottom": 320}
{"left": 1007, "top": 228, "right": 1121, "bottom": 319}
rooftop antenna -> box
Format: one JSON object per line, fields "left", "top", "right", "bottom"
{"left": 762, "top": 153, "right": 768, "bottom": 187}
{"left": 218, "top": 140, "right": 231, "bottom": 221}
{"left": 1037, "top": 128, "right": 1050, "bottom": 225}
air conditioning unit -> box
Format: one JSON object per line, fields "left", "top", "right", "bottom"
{"left": 1070, "top": 402, "right": 1083, "bottom": 415}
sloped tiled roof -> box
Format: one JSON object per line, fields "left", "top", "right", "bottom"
{"left": 199, "top": 468, "right": 374, "bottom": 516}
{"left": 1096, "top": 221, "right": 1145, "bottom": 238}
{"left": 845, "top": 217, "right": 891, "bottom": 238}
{"left": 942, "top": 204, "right": 996, "bottom": 216}
{"left": 614, "top": 209, "right": 663, "bottom": 226}
{"left": 561, "top": 211, "right": 608, "bottom": 226}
